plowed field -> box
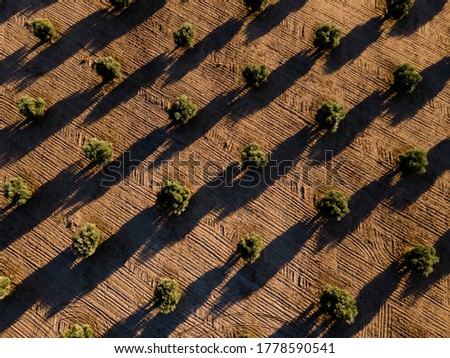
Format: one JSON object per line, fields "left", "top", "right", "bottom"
{"left": 1, "top": 0, "right": 449, "bottom": 337}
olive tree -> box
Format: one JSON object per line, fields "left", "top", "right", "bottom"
{"left": 71, "top": 224, "right": 104, "bottom": 258}
{"left": 94, "top": 56, "right": 122, "bottom": 81}
{"left": 398, "top": 149, "right": 428, "bottom": 174}
{"left": 320, "top": 284, "right": 358, "bottom": 324}
{"left": 173, "top": 23, "right": 197, "bottom": 49}
{"left": 316, "top": 190, "right": 350, "bottom": 221}
{"left": 156, "top": 180, "right": 191, "bottom": 216}
{"left": 386, "top": 0, "right": 415, "bottom": 19}
{"left": 82, "top": 138, "right": 114, "bottom": 165}
{"left": 0, "top": 276, "right": 11, "bottom": 301}
{"left": 109, "top": 0, "right": 134, "bottom": 9}
{"left": 237, "top": 232, "right": 264, "bottom": 263}
{"left": 17, "top": 95, "right": 46, "bottom": 119}
{"left": 61, "top": 324, "right": 94, "bottom": 338}
{"left": 168, "top": 95, "right": 198, "bottom": 125}
{"left": 31, "top": 18, "right": 56, "bottom": 42}
{"left": 153, "top": 278, "right": 181, "bottom": 314}
{"left": 3, "top": 177, "right": 32, "bottom": 206}
{"left": 243, "top": 0, "right": 269, "bottom": 13}
{"left": 241, "top": 143, "right": 268, "bottom": 168}
{"left": 392, "top": 63, "right": 422, "bottom": 93}
{"left": 402, "top": 244, "right": 439, "bottom": 277}
{"left": 315, "top": 101, "right": 346, "bottom": 132}
{"left": 314, "top": 24, "right": 342, "bottom": 50}
{"left": 242, "top": 64, "right": 270, "bottom": 88}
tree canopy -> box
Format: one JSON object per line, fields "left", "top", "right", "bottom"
{"left": 153, "top": 278, "right": 181, "bottom": 314}
{"left": 320, "top": 284, "right": 358, "bottom": 324}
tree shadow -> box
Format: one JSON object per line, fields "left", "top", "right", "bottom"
{"left": 0, "top": 206, "right": 168, "bottom": 334}
{"left": 0, "top": 248, "right": 75, "bottom": 335}
{"left": 270, "top": 303, "right": 327, "bottom": 337}
{"left": 211, "top": 219, "right": 319, "bottom": 315}
{"left": 389, "top": 138, "right": 450, "bottom": 210}
{"left": 389, "top": 0, "right": 447, "bottom": 36}
{"left": 46, "top": 206, "right": 168, "bottom": 318}
{"left": 0, "top": 85, "right": 102, "bottom": 167}
{"left": 323, "top": 261, "right": 402, "bottom": 337}
{"left": 142, "top": 126, "right": 312, "bottom": 264}
{"left": 84, "top": 53, "right": 172, "bottom": 124}
{"left": 164, "top": 18, "right": 245, "bottom": 84}
{"left": 56, "top": 121, "right": 176, "bottom": 218}
{"left": 0, "top": 117, "right": 33, "bottom": 140}
{"left": 244, "top": 0, "right": 307, "bottom": 44}
{"left": 0, "top": 45, "right": 40, "bottom": 85}
{"left": 315, "top": 170, "right": 396, "bottom": 250}
{"left": 308, "top": 90, "right": 389, "bottom": 161}
{"left": 14, "top": 0, "right": 166, "bottom": 89}
{"left": 135, "top": 255, "right": 239, "bottom": 338}
{"left": 103, "top": 305, "right": 155, "bottom": 338}
{"left": 0, "top": 0, "right": 57, "bottom": 24}
{"left": 325, "top": 16, "right": 385, "bottom": 73}
{"left": 388, "top": 56, "right": 450, "bottom": 125}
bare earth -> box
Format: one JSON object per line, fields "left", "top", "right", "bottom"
{"left": 0, "top": 0, "right": 449, "bottom": 338}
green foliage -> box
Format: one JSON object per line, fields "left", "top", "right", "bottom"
{"left": 402, "top": 244, "right": 439, "bottom": 277}
{"left": 109, "top": 0, "right": 134, "bottom": 9}
{"left": 241, "top": 143, "right": 269, "bottom": 168}
{"left": 386, "top": 0, "right": 415, "bottom": 19}
{"left": 168, "top": 95, "right": 198, "bottom": 125}
{"left": 320, "top": 284, "right": 358, "bottom": 324}
{"left": 71, "top": 224, "right": 103, "bottom": 258}
{"left": 31, "top": 18, "right": 56, "bottom": 42}
{"left": 316, "top": 190, "right": 349, "bottom": 221}
{"left": 243, "top": 0, "right": 269, "bottom": 12}
{"left": 94, "top": 56, "right": 122, "bottom": 81}
{"left": 314, "top": 24, "right": 342, "bottom": 50}
{"left": 3, "top": 177, "right": 32, "bottom": 206}
{"left": 61, "top": 324, "right": 94, "bottom": 338}
{"left": 17, "top": 95, "right": 46, "bottom": 119}
{"left": 156, "top": 180, "right": 191, "bottom": 216}
{"left": 315, "top": 101, "right": 347, "bottom": 132}
{"left": 393, "top": 63, "right": 422, "bottom": 93}
{"left": 242, "top": 64, "right": 270, "bottom": 88}
{"left": 237, "top": 232, "right": 264, "bottom": 263}
{"left": 82, "top": 138, "right": 114, "bottom": 165}
{"left": 153, "top": 278, "right": 181, "bottom": 314}
{"left": 173, "top": 23, "right": 197, "bottom": 49}
{"left": 0, "top": 276, "right": 11, "bottom": 301}
{"left": 398, "top": 149, "right": 428, "bottom": 174}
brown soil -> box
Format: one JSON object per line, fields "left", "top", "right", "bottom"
{"left": 0, "top": 0, "right": 449, "bottom": 337}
